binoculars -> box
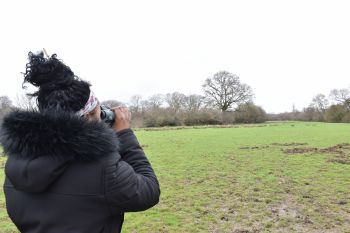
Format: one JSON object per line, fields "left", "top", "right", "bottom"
{"left": 100, "top": 105, "right": 115, "bottom": 127}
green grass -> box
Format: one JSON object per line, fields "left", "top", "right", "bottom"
{"left": 1, "top": 122, "right": 350, "bottom": 232}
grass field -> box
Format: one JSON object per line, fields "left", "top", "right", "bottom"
{"left": 1, "top": 122, "right": 350, "bottom": 232}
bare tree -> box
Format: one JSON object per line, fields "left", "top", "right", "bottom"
{"left": 329, "top": 88, "right": 350, "bottom": 109}
{"left": 165, "top": 92, "right": 186, "bottom": 114}
{"left": 129, "top": 95, "right": 142, "bottom": 113}
{"left": 147, "top": 94, "right": 164, "bottom": 110}
{"left": 310, "top": 94, "right": 329, "bottom": 112}
{"left": 185, "top": 94, "right": 204, "bottom": 112}
{"left": 303, "top": 106, "right": 318, "bottom": 121}
{"left": 203, "top": 71, "right": 254, "bottom": 112}
{"left": 140, "top": 100, "right": 151, "bottom": 112}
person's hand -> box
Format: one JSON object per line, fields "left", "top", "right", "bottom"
{"left": 112, "top": 106, "right": 131, "bottom": 132}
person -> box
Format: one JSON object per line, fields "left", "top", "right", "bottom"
{"left": 0, "top": 52, "right": 160, "bottom": 233}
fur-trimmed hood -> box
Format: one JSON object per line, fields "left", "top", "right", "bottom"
{"left": 0, "top": 110, "right": 119, "bottom": 193}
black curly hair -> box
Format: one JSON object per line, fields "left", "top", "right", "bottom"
{"left": 23, "top": 52, "right": 91, "bottom": 112}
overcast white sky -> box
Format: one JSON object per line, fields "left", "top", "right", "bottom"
{"left": 1, "top": 0, "right": 350, "bottom": 113}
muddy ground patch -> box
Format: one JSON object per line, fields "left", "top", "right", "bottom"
{"left": 282, "top": 143, "right": 350, "bottom": 164}
{"left": 239, "top": 142, "right": 350, "bottom": 165}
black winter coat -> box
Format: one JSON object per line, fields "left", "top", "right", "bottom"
{"left": 0, "top": 110, "right": 160, "bottom": 233}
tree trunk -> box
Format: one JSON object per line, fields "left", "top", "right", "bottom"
{"left": 221, "top": 111, "right": 231, "bottom": 125}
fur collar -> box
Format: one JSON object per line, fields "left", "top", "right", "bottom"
{"left": 0, "top": 110, "right": 119, "bottom": 162}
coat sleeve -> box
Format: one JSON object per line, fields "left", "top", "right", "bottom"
{"left": 105, "top": 128, "right": 160, "bottom": 213}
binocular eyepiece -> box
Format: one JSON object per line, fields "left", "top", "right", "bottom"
{"left": 100, "top": 105, "right": 116, "bottom": 127}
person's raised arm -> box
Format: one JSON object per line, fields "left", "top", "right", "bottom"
{"left": 105, "top": 107, "right": 160, "bottom": 212}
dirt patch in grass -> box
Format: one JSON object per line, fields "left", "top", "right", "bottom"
{"left": 318, "top": 143, "right": 350, "bottom": 154}
{"left": 239, "top": 145, "right": 270, "bottom": 150}
{"left": 281, "top": 143, "right": 350, "bottom": 165}
{"left": 283, "top": 147, "right": 318, "bottom": 154}
{"left": 268, "top": 176, "right": 310, "bottom": 232}
{"left": 230, "top": 224, "right": 263, "bottom": 233}
{"left": 271, "top": 142, "right": 308, "bottom": 147}
{"left": 239, "top": 142, "right": 310, "bottom": 151}
{"left": 281, "top": 143, "right": 349, "bottom": 154}
{"left": 269, "top": 196, "right": 300, "bottom": 219}
{"left": 327, "top": 155, "right": 350, "bottom": 164}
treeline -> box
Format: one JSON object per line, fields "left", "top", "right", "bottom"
{"left": 2, "top": 71, "right": 350, "bottom": 127}
{"left": 0, "top": 94, "right": 267, "bottom": 128}
{"left": 112, "top": 71, "right": 265, "bottom": 127}
{"left": 101, "top": 93, "right": 267, "bottom": 127}
{"left": 268, "top": 88, "right": 350, "bottom": 123}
